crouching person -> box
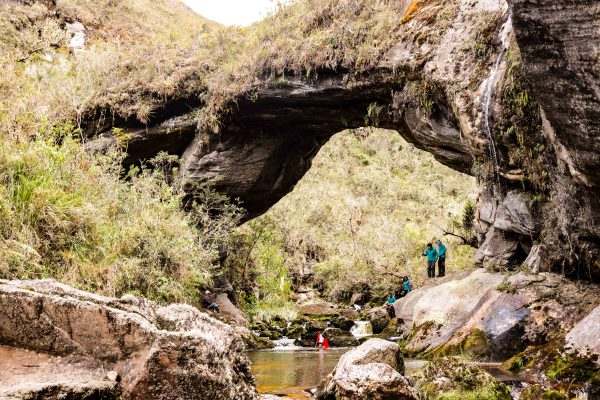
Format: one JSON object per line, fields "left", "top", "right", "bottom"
{"left": 202, "top": 290, "right": 220, "bottom": 313}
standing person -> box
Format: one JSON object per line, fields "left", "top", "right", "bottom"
{"left": 399, "top": 275, "right": 413, "bottom": 297}
{"left": 202, "top": 290, "right": 220, "bottom": 312}
{"left": 423, "top": 243, "right": 439, "bottom": 278}
{"left": 435, "top": 239, "right": 447, "bottom": 277}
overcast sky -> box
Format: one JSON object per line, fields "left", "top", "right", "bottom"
{"left": 182, "top": 0, "right": 290, "bottom": 26}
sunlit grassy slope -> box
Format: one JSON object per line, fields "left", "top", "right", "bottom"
{"left": 240, "top": 129, "right": 478, "bottom": 303}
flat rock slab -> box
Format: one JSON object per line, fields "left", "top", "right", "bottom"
{"left": 0, "top": 345, "right": 118, "bottom": 399}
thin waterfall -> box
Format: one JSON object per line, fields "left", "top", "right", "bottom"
{"left": 482, "top": 16, "right": 512, "bottom": 193}
{"left": 350, "top": 321, "right": 373, "bottom": 338}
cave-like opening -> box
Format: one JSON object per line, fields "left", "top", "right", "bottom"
{"left": 225, "top": 127, "right": 479, "bottom": 316}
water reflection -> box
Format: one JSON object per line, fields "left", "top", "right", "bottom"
{"left": 249, "top": 348, "right": 348, "bottom": 399}
{"left": 249, "top": 349, "right": 530, "bottom": 400}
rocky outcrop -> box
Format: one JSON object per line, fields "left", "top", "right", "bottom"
{"left": 0, "top": 279, "right": 258, "bottom": 400}
{"left": 317, "top": 338, "right": 419, "bottom": 400}
{"left": 368, "top": 306, "right": 391, "bottom": 334}
{"left": 394, "top": 269, "right": 600, "bottom": 360}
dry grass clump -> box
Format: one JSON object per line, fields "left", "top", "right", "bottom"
{"left": 1, "top": 0, "right": 453, "bottom": 136}
{"left": 0, "top": 124, "right": 242, "bottom": 303}
{"left": 233, "top": 128, "right": 478, "bottom": 304}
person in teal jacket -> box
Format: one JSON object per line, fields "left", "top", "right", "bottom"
{"left": 435, "top": 239, "right": 447, "bottom": 277}
{"left": 423, "top": 243, "right": 438, "bottom": 278}
{"left": 387, "top": 293, "right": 397, "bottom": 305}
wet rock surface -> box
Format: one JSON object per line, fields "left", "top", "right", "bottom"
{"left": 317, "top": 338, "right": 419, "bottom": 400}
{"left": 0, "top": 279, "right": 258, "bottom": 400}
{"left": 368, "top": 306, "right": 391, "bottom": 334}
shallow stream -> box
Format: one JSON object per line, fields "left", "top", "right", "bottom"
{"left": 248, "top": 348, "right": 531, "bottom": 399}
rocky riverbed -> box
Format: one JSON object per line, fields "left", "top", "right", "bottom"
{"left": 1, "top": 268, "right": 598, "bottom": 400}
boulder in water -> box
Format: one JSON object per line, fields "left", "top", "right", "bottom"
{"left": 317, "top": 338, "right": 419, "bottom": 400}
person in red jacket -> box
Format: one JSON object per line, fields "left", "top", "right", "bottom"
{"left": 315, "top": 331, "right": 330, "bottom": 349}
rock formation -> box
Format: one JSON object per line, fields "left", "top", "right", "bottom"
{"left": 79, "top": 0, "right": 598, "bottom": 280}
{"left": 393, "top": 269, "right": 600, "bottom": 361}
{"left": 317, "top": 338, "right": 420, "bottom": 400}
{"left": 0, "top": 279, "right": 258, "bottom": 400}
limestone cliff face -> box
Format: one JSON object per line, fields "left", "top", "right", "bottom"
{"left": 86, "top": 0, "right": 599, "bottom": 279}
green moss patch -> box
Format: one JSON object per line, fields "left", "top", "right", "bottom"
{"left": 416, "top": 357, "right": 512, "bottom": 400}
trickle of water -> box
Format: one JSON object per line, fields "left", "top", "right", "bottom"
{"left": 350, "top": 321, "right": 373, "bottom": 338}
{"left": 482, "top": 15, "right": 512, "bottom": 192}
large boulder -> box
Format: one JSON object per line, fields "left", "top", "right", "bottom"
{"left": 317, "top": 338, "right": 419, "bottom": 400}
{"left": 0, "top": 279, "right": 258, "bottom": 400}
{"left": 394, "top": 269, "right": 504, "bottom": 354}
{"left": 368, "top": 306, "right": 391, "bottom": 334}
{"left": 566, "top": 305, "right": 600, "bottom": 362}
{"left": 216, "top": 292, "right": 248, "bottom": 325}
{"left": 394, "top": 269, "right": 600, "bottom": 359}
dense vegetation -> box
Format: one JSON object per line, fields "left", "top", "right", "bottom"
{"left": 0, "top": 1, "right": 230, "bottom": 304}
{"left": 227, "top": 129, "right": 478, "bottom": 317}
{"left": 0, "top": 126, "right": 242, "bottom": 303}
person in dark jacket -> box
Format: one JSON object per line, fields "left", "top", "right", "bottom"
{"left": 202, "top": 290, "right": 220, "bottom": 312}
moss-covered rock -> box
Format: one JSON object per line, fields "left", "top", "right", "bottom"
{"left": 433, "top": 328, "right": 491, "bottom": 359}
{"left": 546, "top": 353, "right": 599, "bottom": 383}
{"left": 416, "top": 357, "right": 512, "bottom": 400}
{"left": 242, "top": 333, "right": 274, "bottom": 350}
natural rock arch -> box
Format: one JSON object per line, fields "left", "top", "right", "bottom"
{"left": 87, "top": 0, "right": 599, "bottom": 280}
